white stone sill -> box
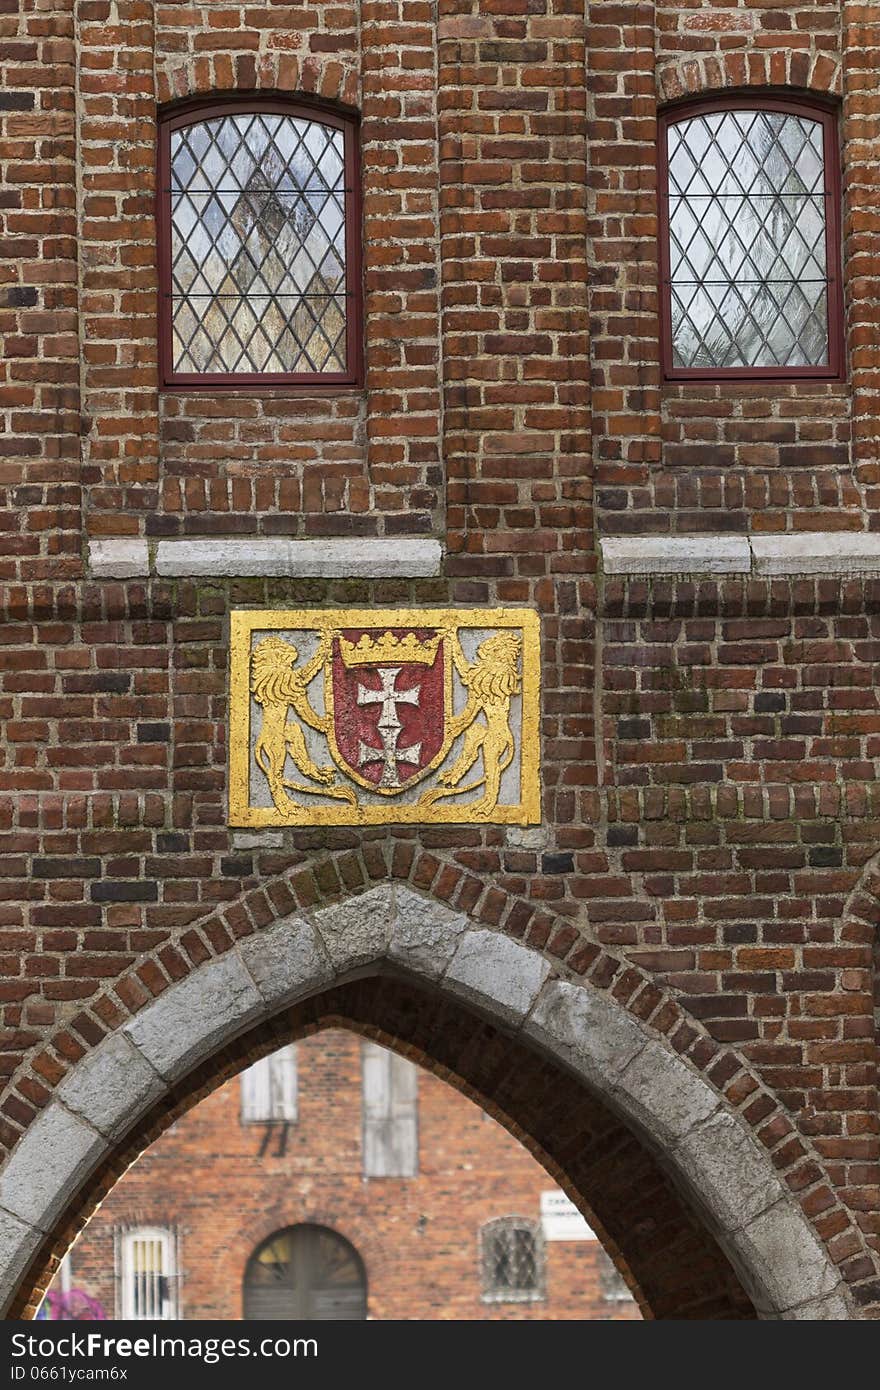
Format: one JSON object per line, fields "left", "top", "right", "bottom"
{"left": 88, "top": 536, "right": 443, "bottom": 580}
{"left": 601, "top": 533, "right": 880, "bottom": 577}
{"left": 89, "top": 534, "right": 880, "bottom": 581}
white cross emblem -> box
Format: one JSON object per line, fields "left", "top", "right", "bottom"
{"left": 357, "top": 667, "right": 422, "bottom": 789}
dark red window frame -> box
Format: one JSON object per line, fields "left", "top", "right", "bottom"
{"left": 657, "top": 93, "right": 844, "bottom": 383}
{"left": 157, "top": 96, "right": 363, "bottom": 390}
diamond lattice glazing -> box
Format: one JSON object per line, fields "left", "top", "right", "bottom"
{"left": 169, "top": 112, "right": 348, "bottom": 376}
{"left": 667, "top": 110, "right": 829, "bottom": 369}
{"left": 481, "top": 1221, "right": 543, "bottom": 1300}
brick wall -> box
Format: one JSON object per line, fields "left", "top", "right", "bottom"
{"left": 60, "top": 1029, "right": 640, "bottom": 1320}
{"left": 1, "top": 0, "right": 879, "bottom": 1321}
{"left": 601, "top": 575, "right": 879, "bottom": 1228}
{"left": 0, "top": 0, "right": 80, "bottom": 583}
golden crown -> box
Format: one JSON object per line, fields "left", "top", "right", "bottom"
{"left": 339, "top": 630, "right": 442, "bottom": 668}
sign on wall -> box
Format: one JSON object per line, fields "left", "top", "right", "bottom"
{"left": 540, "top": 1190, "right": 596, "bottom": 1242}
{"left": 228, "top": 608, "right": 540, "bottom": 827}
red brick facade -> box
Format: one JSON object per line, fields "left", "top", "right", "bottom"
{"left": 57, "top": 1029, "right": 640, "bottom": 1321}
{"left": 1, "top": 0, "right": 880, "bottom": 1322}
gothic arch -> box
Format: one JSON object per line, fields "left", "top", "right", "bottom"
{"left": 0, "top": 884, "right": 853, "bottom": 1321}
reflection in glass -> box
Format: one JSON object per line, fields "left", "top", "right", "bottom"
{"left": 667, "top": 109, "right": 829, "bottom": 369}
{"left": 169, "top": 112, "right": 347, "bottom": 376}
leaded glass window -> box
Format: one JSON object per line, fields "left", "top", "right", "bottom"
{"left": 480, "top": 1218, "right": 545, "bottom": 1302}
{"left": 660, "top": 98, "right": 842, "bottom": 378}
{"left": 598, "top": 1250, "right": 635, "bottom": 1303}
{"left": 159, "top": 102, "right": 359, "bottom": 385}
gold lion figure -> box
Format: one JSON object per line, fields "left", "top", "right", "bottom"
{"left": 251, "top": 634, "right": 355, "bottom": 816}
{"left": 420, "top": 630, "right": 522, "bottom": 820}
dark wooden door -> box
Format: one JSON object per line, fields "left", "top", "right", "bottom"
{"left": 244, "top": 1226, "right": 366, "bottom": 1321}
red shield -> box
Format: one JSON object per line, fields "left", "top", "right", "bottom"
{"left": 326, "top": 628, "right": 450, "bottom": 795}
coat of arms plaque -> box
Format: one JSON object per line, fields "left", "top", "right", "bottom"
{"left": 228, "top": 608, "right": 540, "bottom": 826}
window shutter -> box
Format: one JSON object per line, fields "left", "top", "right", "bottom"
{"left": 362, "top": 1043, "right": 390, "bottom": 1176}
{"left": 241, "top": 1055, "right": 272, "bottom": 1123}
{"left": 388, "top": 1051, "right": 418, "bottom": 1175}
{"left": 362, "top": 1042, "right": 418, "bottom": 1177}
{"left": 241, "top": 1045, "right": 297, "bottom": 1122}
{"left": 269, "top": 1045, "right": 298, "bottom": 1121}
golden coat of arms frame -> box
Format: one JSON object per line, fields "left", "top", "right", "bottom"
{"left": 228, "top": 608, "right": 541, "bottom": 827}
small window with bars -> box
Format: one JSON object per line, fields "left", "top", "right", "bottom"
{"left": 240, "top": 1044, "right": 298, "bottom": 1124}
{"left": 480, "top": 1217, "right": 545, "bottom": 1303}
{"left": 158, "top": 99, "right": 360, "bottom": 387}
{"left": 117, "top": 1227, "right": 179, "bottom": 1320}
{"left": 659, "top": 96, "right": 842, "bottom": 379}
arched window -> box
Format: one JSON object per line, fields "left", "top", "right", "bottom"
{"left": 658, "top": 95, "right": 842, "bottom": 379}
{"left": 479, "top": 1217, "right": 545, "bottom": 1303}
{"left": 158, "top": 100, "right": 361, "bottom": 387}
{"left": 243, "top": 1225, "right": 367, "bottom": 1320}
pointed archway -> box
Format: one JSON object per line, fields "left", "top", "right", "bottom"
{"left": 0, "top": 885, "right": 853, "bottom": 1319}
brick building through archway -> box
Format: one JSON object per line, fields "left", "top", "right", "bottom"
{"left": 1, "top": 0, "right": 879, "bottom": 1322}
{"left": 0, "top": 886, "right": 859, "bottom": 1317}
{"left": 49, "top": 1026, "right": 641, "bottom": 1321}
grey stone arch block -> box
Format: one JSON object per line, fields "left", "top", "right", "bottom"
{"left": 524, "top": 980, "right": 852, "bottom": 1319}
{"left": 0, "top": 884, "right": 855, "bottom": 1319}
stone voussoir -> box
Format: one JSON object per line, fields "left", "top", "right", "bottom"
{"left": 55, "top": 1031, "right": 165, "bottom": 1142}
{"left": 121, "top": 954, "right": 263, "bottom": 1082}
{"left": 442, "top": 929, "right": 552, "bottom": 1028}
{"left": 0, "top": 1105, "right": 106, "bottom": 1234}
{"left": 238, "top": 913, "right": 335, "bottom": 1009}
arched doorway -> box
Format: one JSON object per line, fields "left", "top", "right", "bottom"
{"left": 243, "top": 1225, "right": 366, "bottom": 1320}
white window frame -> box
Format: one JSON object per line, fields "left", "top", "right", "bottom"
{"left": 117, "top": 1226, "right": 179, "bottom": 1320}
{"left": 240, "top": 1044, "right": 298, "bottom": 1124}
